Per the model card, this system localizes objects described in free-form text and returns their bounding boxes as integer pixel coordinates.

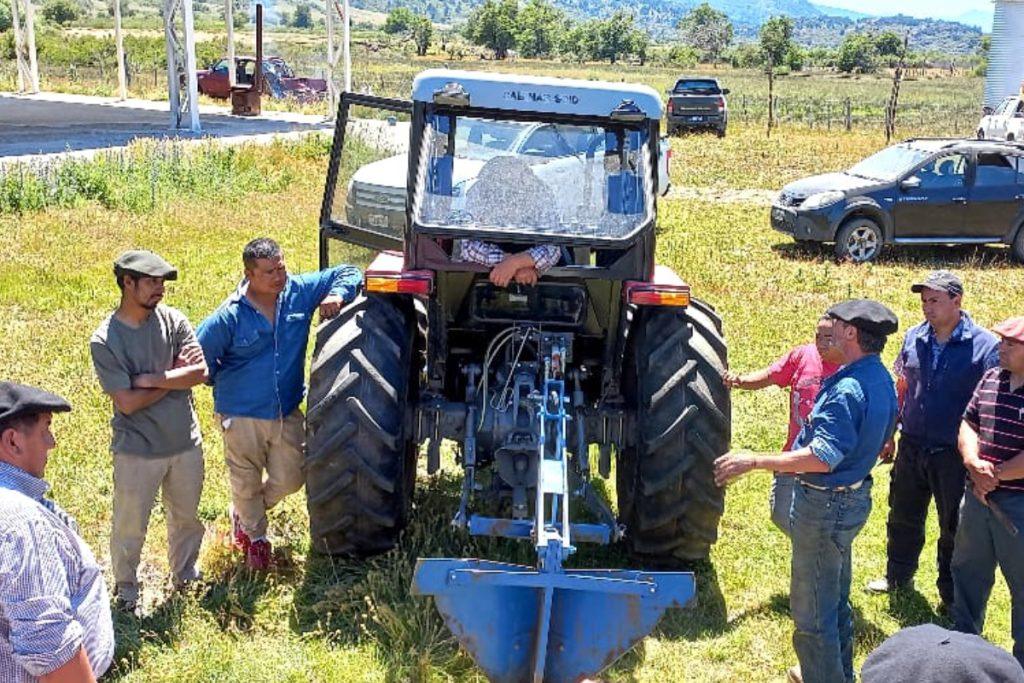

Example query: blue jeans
[790,479,873,683]
[771,473,795,537]
[951,488,1024,668]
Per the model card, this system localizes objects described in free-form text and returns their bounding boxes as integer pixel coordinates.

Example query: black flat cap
[862,624,1024,683]
[113,250,178,280]
[827,299,899,336]
[911,269,963,297]
[0,382,71,426]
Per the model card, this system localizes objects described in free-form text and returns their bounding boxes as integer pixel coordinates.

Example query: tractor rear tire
[618,300,730,564]
[305,293,417,557]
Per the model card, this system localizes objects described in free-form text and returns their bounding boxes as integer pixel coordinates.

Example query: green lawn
[0,120,1020,682]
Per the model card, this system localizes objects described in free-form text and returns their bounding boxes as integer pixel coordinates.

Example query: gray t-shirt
[90,305,202,457]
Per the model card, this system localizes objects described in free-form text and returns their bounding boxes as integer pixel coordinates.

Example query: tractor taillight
[624,281,691,307]
[365,270,434,295]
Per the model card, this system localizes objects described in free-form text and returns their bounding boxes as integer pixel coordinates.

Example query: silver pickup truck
[346,118,671,234]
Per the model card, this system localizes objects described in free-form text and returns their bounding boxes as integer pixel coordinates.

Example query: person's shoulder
[0,490,41,533]
[90,312,117,345]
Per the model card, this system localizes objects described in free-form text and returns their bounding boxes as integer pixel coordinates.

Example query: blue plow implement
[412,558,695,683]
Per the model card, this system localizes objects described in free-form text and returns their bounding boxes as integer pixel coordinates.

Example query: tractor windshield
[412,114,654,242]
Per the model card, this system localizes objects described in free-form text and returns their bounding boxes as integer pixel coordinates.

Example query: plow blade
[411,558,696,683]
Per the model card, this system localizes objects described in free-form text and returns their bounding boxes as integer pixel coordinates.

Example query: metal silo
[985,0,1024,109]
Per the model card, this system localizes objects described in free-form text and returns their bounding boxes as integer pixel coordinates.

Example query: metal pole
[10,0,26,93]
[342,0,351,92]
[326,0,335,114]
[225,0,235,87]
[23,0,39,93]
[182,0,200,131]
[164,0,180,128]
[114,0,127,100]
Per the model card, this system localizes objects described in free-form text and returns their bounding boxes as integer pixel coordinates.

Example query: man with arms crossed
[90,250,208,613]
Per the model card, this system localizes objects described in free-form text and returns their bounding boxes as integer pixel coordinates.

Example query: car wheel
[1008,133,1016,142]
[717,127,726,138]
[1012,225,1024,263]
[835,217,883,263]
[977,128,986,140]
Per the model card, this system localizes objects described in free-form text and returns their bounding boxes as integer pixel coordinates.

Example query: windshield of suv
[413,114,653,241]
[846,144,935,182]
[672,79,721,95]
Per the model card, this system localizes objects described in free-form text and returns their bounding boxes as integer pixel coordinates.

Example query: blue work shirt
[896,312,999,448]
[0,462,114,682]
[795,354,898,488]
[197,265,362,419]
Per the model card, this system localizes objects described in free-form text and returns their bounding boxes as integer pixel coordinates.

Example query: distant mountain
[954,9,992,32]
[781,14,983,54]
[811,4,872,20]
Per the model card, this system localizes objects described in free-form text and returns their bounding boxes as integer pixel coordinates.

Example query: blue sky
[818,0,991,20]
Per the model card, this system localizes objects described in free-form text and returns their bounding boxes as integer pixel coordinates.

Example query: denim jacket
[796,354,898,488]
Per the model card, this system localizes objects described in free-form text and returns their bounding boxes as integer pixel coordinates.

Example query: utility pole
[10,0,27,93]
[114,0,128,99]
[325,0,351,118]
[225,0,236,87]
[23,0,40,93]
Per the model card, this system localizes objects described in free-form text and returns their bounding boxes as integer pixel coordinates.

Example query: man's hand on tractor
[513,266,539,286]
[490,253,534,288]
[319,294,344,319]
[877,438,896,464]
[714,450,759,487]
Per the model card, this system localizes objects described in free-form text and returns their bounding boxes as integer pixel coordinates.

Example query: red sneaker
[246,539,272,571]
[229,504,251,552]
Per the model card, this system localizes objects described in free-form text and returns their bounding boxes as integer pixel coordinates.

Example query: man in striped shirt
[0,382,114,682]
[951,316,1024,669]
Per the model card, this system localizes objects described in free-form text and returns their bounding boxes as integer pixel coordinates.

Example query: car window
[673,79,721,95]
[520,126,575,157]
[975,153,1019,187]
[212,59,229,73]
[848,144,933,182]
[916,154,966,189]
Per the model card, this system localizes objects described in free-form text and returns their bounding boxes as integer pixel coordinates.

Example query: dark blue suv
[771,138,1024,262]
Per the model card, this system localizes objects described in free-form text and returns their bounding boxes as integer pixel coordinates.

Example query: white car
[978,96,1024,141]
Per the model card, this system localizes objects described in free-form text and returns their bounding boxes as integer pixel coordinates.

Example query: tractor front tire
[305,293,417,557]
[619,299,730,564]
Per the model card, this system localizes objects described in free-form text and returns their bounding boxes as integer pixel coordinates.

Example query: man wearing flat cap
[0,382,114,682]
[715,299,899,683]
[950,316,1024,669]
[862,624,1024,682]
[89,249,208,613]
[867,270,998,614]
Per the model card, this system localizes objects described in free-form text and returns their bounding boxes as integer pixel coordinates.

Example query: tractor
[307,69,731,682]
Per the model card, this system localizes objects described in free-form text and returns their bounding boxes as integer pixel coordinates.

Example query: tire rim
[847,226,879,261]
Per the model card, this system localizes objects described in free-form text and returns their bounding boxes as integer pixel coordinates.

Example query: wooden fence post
[844,98,852,131]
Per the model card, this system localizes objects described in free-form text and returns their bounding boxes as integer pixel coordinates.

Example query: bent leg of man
[162,445,206,584]
[222,417,272,540]
[263,409,306,512]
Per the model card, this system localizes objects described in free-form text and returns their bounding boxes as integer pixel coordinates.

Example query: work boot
[865,577,914,594]
[786,665,803,683]
[229,503,251,552]
[246,538,272,571]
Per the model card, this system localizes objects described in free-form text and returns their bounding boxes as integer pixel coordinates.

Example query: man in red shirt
[722,315,843,535]
[950,316,1024,669]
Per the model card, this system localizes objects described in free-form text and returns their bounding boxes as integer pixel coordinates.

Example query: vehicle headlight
[801,190,844,210]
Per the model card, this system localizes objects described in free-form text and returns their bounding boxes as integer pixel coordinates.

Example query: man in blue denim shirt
[716,299,899,683]
[197,238,362,569]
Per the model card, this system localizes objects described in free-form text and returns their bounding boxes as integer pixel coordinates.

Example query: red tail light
[667,100,673,114]
[716,97,725,111]
[624,280,690,307]
[365,270,434,295]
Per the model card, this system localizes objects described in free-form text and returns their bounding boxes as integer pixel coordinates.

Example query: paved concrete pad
[0,92,334,163]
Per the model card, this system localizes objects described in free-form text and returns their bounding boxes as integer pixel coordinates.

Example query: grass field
[1,116,1022,682]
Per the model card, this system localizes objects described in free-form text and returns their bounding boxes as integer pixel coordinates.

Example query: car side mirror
[900,176,922,191]
[982,106,994,116]
[722,88,730,95]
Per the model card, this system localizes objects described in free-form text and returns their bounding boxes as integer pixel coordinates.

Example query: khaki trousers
[111,446,205,601]
[220,410,305,540]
